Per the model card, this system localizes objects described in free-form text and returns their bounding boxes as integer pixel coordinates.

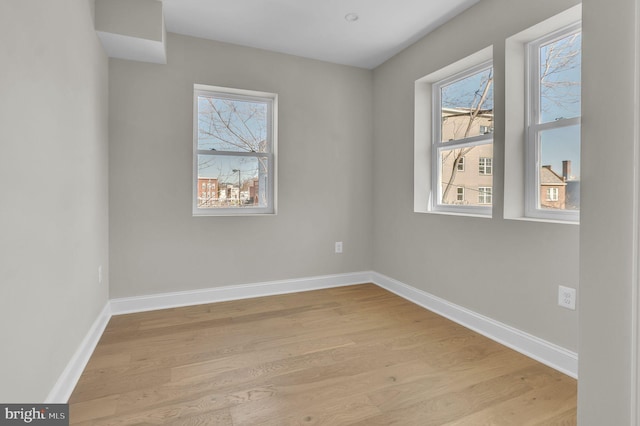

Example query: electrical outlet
[98,265,103,284]
[335,241,343,254]
[558,285,576,310]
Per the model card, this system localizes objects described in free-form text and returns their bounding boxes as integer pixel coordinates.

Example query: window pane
[439,143,493,206]
[197,95,269,152]
[538,125,580,210]
[539,31,581,123]
[197,155,268,208]
[441,68,493,142]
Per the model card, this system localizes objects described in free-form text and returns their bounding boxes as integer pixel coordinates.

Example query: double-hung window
[526,24,581,221]
[193,85,277,215]
[432,61,493,215]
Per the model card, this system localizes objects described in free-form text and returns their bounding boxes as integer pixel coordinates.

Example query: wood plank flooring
[68,284,577,425]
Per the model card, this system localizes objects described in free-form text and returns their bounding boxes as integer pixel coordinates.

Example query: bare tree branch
[441,71,493,202]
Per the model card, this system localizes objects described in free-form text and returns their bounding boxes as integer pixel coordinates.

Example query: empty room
[1,0,638,424]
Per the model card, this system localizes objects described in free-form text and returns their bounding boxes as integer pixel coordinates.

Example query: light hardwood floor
[69,284,577,425]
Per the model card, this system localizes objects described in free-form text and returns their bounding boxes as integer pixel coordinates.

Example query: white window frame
[456,187,465,202]
[431,61,493,216]
[193,84,277,216]
[457,156,465,172]
[546,187,559,202]
[478,187,493,204]
[479,157,493,175]
[525,23,581,222]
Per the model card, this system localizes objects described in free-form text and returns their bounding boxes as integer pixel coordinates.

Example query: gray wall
[372,0,581,353]
[579,0,638,423]
[0,0,109,402]
[109,34,373,298]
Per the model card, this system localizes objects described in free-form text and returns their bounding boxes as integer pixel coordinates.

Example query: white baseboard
[110,271,374,315]
[48,269,578,402]
[370,272,578,378]
[45,302,112,403]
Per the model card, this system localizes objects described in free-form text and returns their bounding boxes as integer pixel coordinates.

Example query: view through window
[528,25,581,219]
[433,62,494,213]
[194,86,276,215]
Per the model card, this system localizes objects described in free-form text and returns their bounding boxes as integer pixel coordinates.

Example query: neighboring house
[540,160,580,211]
[199,178,260,207]
[540,165,567,209]
[441,107,493,142]
[440,144,494,206]
[247,178,260,205]
[221,184,239,204]
[197,177,219,208]
[440,108,494,206]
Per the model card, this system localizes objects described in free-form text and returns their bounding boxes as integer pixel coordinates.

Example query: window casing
[193,85,277,215]
[525,23,581,222]
[431,61,493,215]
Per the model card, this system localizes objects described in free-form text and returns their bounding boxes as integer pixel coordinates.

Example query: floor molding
[370,272,578,378]
[110,271,374,315]
[45,302,112,403]
[50,270,578,401]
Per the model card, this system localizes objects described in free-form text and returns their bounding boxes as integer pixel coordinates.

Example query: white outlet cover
[335,242,343,254]
[558,285,576,310]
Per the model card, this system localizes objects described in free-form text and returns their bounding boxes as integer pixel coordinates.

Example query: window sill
[505,216,579,226]
[193,209,276,217]
[417,209,493,219]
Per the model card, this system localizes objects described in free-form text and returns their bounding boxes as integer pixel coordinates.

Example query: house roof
[540,166,566,186]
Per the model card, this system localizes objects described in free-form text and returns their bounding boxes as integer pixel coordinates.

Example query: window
[456,187,465,202]
[526,24,581,221]
[479,125,493,135]
[479,157,492,175]
[193,85,277,215]
[432,61,493,214]
[478,187,492,204]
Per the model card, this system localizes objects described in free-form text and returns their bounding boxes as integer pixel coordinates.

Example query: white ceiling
[162,0,480,69]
